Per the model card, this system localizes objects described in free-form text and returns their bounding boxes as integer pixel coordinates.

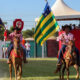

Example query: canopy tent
[51,0,80,21]
[35,0,80,22]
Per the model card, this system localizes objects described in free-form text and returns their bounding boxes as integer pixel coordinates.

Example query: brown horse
[55,40,79,80]
[9,36,23,80]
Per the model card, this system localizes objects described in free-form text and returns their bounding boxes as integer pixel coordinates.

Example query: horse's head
[68,40,75,46]
[13,36,21,51]
[10,35,23,59]
[65,40,76,66]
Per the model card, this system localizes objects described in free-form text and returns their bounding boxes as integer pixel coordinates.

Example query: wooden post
[42,44,44,58]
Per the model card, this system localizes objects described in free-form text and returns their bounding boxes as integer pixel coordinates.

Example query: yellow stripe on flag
[34,12,53,38]
[36,19,56,43]
[41,25,59,46]
[35,15,43,29]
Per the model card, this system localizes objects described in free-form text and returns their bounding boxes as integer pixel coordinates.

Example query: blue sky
[0,0,80,30]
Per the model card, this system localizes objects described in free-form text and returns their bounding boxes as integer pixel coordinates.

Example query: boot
[54,60,62,73]
[57,60,62,66]
[54,65,61,73]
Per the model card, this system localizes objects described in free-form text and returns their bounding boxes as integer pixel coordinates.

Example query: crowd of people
[61,24,80,31]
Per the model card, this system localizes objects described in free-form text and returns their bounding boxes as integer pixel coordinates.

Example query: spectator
[72,24,76,29]
[2,47,4,58]
[25,41,31,58]
[21,38,26,48]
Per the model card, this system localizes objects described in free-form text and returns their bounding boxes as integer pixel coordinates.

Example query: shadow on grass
[0,60,58,78]
[0,60,80,80]
[50,78,78,80]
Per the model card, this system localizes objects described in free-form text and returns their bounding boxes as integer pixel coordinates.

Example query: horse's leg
[74,64,79,80]
[13,62,17,80]
[66,68,69,80]
[17,63,22,80]
[17,65,19,77]
[66,62,69,80]
[17,64,19,76]
[19,63,22,80]
[56,64,62,80]
[59,69,62,80]
[15,65,17,80]
[62,63,66,80]
[9,63,12,80]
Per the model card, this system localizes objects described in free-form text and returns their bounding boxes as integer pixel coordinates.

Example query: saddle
[63,46,72,60]
[10,49,23,58]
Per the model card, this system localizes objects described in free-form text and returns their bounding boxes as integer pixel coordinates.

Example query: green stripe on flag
[35,15,44,33]
[35,15,55,41]
[36,19,56,43]
[34,2,59,45]
[41,25,59,45]
[39,22,58,44]
[34,12,54,38]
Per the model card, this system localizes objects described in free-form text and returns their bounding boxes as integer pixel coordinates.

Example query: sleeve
[8,33,13,40]
[69,34,74,40]
[4,30,7,41]
[20,33,23,41]
[56,34,62,41]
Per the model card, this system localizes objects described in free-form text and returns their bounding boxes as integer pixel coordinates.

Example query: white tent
[52,0,80,21]
[35,0,80,21]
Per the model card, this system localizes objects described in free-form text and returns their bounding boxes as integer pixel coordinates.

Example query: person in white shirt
[25,41,31,58]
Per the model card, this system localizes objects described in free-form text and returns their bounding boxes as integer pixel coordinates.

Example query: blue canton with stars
[42,2,51,17]
[0,18,3,25]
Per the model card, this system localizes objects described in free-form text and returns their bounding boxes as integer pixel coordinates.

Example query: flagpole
[42,0,47,58]
[42,44,44,58]
[34,22,37,58]
[42,0,48,58]
[4,25,7,58]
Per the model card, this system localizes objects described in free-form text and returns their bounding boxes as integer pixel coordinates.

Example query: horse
[55,40,79,80]
[9,36,23,80]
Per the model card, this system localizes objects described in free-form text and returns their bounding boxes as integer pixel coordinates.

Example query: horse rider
[7,27,28,64]
[56,25,79,67]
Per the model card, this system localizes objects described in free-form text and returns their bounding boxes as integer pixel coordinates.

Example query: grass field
[0,58,80,80]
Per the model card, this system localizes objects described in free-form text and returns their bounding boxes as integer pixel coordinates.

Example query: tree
[22,28,34,38]
[9,26,14,33]
[0,27,5,40]
[0,18,5,40]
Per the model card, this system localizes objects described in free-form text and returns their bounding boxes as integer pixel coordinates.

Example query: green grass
[0,58,80,80]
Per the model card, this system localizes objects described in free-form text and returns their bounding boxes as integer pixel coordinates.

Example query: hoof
[76,76,79,80]
[17,76,21,80]
[54,70,59,74]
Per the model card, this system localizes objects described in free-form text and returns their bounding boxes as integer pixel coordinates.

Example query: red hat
[13,19,24,32]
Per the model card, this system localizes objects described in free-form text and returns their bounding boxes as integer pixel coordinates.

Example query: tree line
[0,26,34,41]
